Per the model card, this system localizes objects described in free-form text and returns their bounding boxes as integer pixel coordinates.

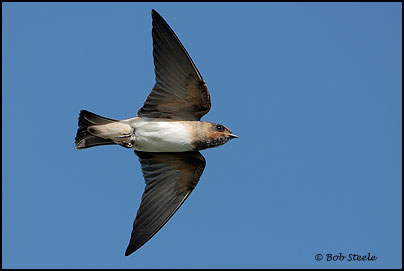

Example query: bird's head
[197,122,238,150]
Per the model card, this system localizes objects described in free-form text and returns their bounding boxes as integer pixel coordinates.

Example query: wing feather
[137,9,211,121]
[125,151,206,256]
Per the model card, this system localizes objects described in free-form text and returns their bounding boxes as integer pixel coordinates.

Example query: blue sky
[2,2,402,269]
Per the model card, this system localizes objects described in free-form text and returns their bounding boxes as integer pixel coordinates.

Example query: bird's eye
[216,125,224,131]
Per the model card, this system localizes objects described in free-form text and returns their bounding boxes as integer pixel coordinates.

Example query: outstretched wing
[137,9,211,121]
[125,151,206,256]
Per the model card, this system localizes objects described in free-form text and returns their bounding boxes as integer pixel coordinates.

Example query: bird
[75,9,237,256]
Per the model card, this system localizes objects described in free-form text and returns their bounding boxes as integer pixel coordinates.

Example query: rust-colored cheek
[206,131,220,142]
[204,132,231,149]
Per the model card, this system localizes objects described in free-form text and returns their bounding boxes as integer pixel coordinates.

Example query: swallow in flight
[75,9,237,256]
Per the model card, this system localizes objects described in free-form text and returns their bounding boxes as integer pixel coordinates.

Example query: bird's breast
[130,118,196,152]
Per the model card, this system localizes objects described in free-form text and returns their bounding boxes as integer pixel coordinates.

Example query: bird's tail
[75,110,118,149]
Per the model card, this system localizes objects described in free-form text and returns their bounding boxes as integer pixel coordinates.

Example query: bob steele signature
[326,253,378,261]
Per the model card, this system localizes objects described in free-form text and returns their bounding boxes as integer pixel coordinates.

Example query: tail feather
[75,110,117,149]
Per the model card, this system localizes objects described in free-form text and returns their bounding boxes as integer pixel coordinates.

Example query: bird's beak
[228,133,238,139]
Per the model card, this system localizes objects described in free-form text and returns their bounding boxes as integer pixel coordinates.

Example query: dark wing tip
[125,231,148,256]
[125,247,134,257]
[151,9,170,32]
[151,9,162,20]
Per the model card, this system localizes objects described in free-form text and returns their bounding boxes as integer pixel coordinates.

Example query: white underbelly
[130,119,194,152]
